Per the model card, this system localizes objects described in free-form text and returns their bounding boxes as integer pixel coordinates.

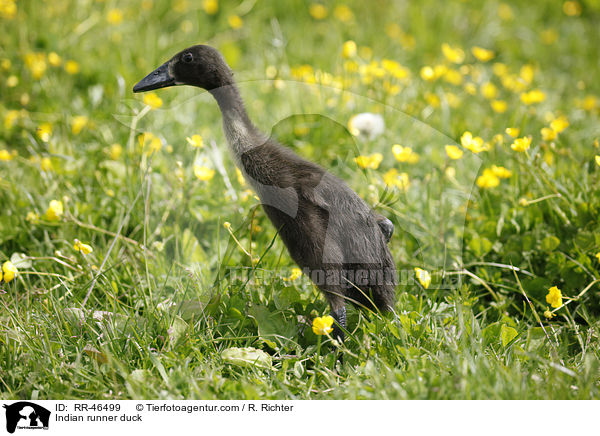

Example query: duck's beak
[133,61,175,93]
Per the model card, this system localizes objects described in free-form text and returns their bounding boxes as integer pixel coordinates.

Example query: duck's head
[133,45,233,93]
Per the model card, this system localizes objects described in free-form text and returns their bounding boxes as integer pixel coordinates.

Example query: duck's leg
[329,301,346,342]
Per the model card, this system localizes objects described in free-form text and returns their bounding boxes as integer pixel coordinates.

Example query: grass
[1,0,600,399]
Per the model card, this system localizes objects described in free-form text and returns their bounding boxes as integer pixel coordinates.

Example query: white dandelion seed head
[348,112,385,140]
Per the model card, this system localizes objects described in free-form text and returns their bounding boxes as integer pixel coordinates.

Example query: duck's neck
[210,84,264,159]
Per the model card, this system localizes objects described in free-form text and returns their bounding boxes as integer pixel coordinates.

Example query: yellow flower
[354,153,383,169]
[595,155,600,167]
[202,0,218,14]
[143,92,163,109]
[40,157,53,172]
[0,149,15,161]
[546,286,563,308]
[544,308,556,319]
[424,92,440,108]
[44,200,63,221]
[227,15,243,29]
[491,165,512,179]
[476,168,500,188]
[193,165,215,181]
[392,145,419,163]
[541,127,557,141]
[6,75,17,87]
[223,221,232,230]
[26,211,39,223]
[73,239,93,255]
[520,89,546,105]
[541,28,559,45]
[71,115,88,135]
[109,143,122,160]
[563,0,582,16]
[342,40,357,58]
[106,8,123,24]
[383,169,410,191]
[37,123,52,142]
[0,0,17,19]
[510,136,532,152]
[520,64,535,84]
[2,261,17,283]
[186,134,204,148]
[48,52,62,67]
[471,46,495,62]
[505,127,520,138]
[138,132,162,154]
[24,52,47,79]
[285,267,303,281]
[308,3,328,20]
[460,131,488,153]
[480,82,497,99]
[4,110,20,129]
[441,43,465,64]
[491,100,507,113]
[550,115,569,133]
[414,267,431,289]
[420,66,436,81]
[445,145,463,160]
[333,5,354,22]
[595,253,600,262]
[64,60,80,75]
[312,315,334,335]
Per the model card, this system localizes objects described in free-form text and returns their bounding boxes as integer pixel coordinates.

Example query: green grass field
[1,0,600,399]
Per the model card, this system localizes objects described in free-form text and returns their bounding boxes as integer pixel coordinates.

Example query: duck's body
[134,45,396,339]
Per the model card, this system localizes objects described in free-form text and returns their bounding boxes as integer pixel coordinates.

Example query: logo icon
[3,402,50,434]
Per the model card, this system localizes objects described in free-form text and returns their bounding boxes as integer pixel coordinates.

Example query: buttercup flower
[383,169,409,191]
[2,261,18,283]
[541,127,557,141]
[308,3,328,20]
[461,131,488,153]
[107,8,123,24]
[505,127,520,138]
[186,135,204,148]
[354,153,383,169]
[71,115,88,135]
[227,15,243,29]
[143,92,163,109]
[414,267,431,289]
[64,60,80,75]
[476,168,500,188]
[546,286,563,308]
[342,40,357,58]
[44,200,63,221]
[520,89,546,105]
[202,0,218,14]
[312,315,334,335]
[194,165,215,181]
[392,145,419,163]
[285,267,303,281]
[73,239,93,255]
[441,43,465,64]
[471,46,495,62]
[510,136,532,152]
[445,145,463,160]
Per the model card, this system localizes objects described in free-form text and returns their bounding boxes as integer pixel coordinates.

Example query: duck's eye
[182,53,193,63]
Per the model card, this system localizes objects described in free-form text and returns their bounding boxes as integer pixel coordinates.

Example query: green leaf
[10,252,32,268]
[167,316,188,346]
[500,324,518,347]
[468,236,492,257]
[221,347,272,370]
[248,305,296,347]
[540,235,560,251]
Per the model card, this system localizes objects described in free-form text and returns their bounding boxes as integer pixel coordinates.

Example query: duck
[133,45,397,341]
